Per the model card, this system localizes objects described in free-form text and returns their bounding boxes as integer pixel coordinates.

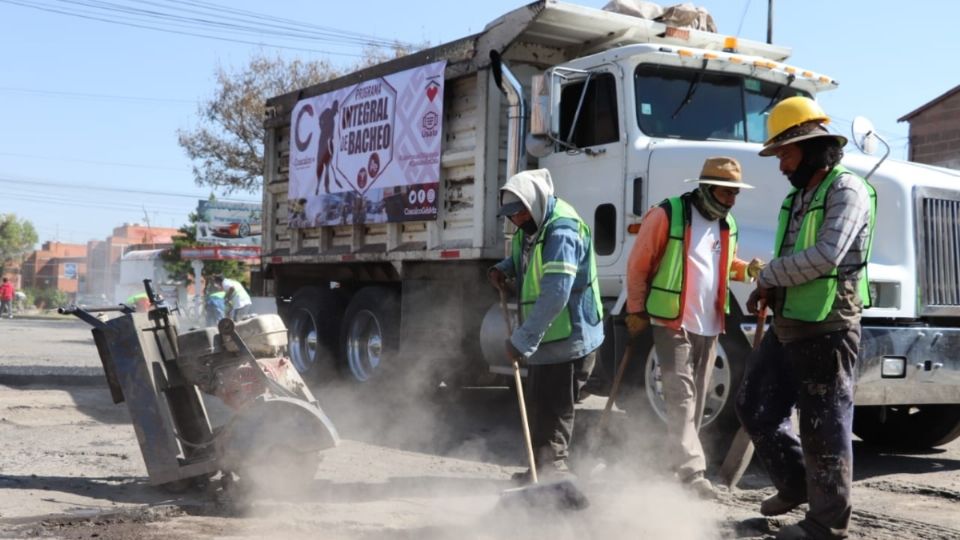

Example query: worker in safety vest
[487,168,603,484]
[626,156,761,499]
[735,96,876,540]
[125,291,150,312]
[213,275,252,320]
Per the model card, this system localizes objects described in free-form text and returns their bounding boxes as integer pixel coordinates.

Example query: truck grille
[916,187,960,315]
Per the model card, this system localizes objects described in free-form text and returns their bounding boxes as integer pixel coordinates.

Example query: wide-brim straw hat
[684,156,754,189]
[759,121,848,157]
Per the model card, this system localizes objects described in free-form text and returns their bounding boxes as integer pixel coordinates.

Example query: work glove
[747,258,766,281]
[625,312,649,338]
[505,338,524,365]
[746,286,770,315]
[488,267,507,291]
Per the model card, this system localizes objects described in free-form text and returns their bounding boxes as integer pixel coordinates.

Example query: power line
[0,151,191,172]
[0,86,196,105]
[0,175,259,202]
[0,0,400,57]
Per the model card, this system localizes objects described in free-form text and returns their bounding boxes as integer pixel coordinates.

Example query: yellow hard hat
[766,96,829,143]
[759,96,846,156]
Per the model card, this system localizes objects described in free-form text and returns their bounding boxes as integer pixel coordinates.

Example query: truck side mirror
[851,116,878,155]
[527,74,554,158]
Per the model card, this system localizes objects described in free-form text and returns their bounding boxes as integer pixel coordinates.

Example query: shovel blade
[499,479,590,511]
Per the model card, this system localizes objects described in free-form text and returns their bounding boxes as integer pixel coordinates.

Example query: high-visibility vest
[645,196,738,320]
[774,165,877,322]
[511,199,603,344]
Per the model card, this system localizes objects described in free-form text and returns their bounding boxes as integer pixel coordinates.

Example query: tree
[0,214,38,274]
[178,46,416,194]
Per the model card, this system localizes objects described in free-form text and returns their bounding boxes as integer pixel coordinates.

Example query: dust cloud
[212,290,722,539]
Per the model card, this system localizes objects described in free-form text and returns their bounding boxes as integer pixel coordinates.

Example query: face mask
[693,186,729,220]
[518,218,539,236]
[787,158,821,190]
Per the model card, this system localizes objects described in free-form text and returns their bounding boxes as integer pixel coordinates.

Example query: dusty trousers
[652,326,717,479]
[735,326,859,539]
[526,352,596,468]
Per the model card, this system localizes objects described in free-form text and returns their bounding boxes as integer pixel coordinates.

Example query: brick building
[84,223,180,298]
[20,241,88,296]
[898,84,960,170]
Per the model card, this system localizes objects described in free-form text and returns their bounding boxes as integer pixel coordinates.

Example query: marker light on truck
[881,357,907,378]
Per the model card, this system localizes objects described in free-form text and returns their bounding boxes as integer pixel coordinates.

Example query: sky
[1,0,958,247]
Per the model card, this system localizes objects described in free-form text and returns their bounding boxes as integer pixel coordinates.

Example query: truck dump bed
[261,0,793,270]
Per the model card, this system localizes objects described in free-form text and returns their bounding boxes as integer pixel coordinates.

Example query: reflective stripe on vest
[646,196,738,320]
[774,165,877,322]
[511,199,603,344]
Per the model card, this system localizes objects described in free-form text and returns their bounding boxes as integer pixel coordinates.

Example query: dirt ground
[0,317,958,539]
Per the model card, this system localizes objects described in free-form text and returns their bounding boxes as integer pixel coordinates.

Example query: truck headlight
[868,281,900,309]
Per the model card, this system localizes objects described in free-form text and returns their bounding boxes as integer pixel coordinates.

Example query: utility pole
[767,0,774,44]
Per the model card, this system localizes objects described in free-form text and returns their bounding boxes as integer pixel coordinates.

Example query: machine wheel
[286,287,345,382]
[340,286,400,383]
[854,405,960,449]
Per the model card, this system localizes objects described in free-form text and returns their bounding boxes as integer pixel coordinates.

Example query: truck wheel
[854,405,960,449]
[286,287,345,382]
[340,286,400,383]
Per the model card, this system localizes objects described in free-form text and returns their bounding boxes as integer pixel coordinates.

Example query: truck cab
[522,6,960,447]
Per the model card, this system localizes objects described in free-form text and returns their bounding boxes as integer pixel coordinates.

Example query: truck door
[540,66,626,270]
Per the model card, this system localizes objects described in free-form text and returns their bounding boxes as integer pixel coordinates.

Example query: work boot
[760,493,807,516]
[775,523,813,540]
[682,471,719,500]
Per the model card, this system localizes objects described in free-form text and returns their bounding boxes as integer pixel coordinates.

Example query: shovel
[719,304,767,488]
[495,285,590,511]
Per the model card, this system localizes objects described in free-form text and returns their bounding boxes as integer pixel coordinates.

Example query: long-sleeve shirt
[627,199,750,333]
[493,198,604,365]
[758,171,872,341]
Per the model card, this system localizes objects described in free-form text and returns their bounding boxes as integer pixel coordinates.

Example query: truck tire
[853,405,960,450]
[286,287,345,383]
[340,286,400,384]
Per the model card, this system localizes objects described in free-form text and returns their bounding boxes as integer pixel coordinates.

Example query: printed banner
[287,60,446,228]
[195,200,262,246]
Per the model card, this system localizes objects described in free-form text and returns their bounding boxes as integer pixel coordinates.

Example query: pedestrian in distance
[213,274,252,321]
[625,156,763,499]
[487,168,604,483]
[734,96,876,540]
[0,278,15,319]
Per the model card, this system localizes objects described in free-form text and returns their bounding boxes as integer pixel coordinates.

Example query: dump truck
[261,0,960,448]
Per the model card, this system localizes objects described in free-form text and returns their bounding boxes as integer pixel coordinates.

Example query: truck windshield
[634,64,809,143]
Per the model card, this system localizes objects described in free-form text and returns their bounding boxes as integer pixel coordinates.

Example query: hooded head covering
[498,168,555,229]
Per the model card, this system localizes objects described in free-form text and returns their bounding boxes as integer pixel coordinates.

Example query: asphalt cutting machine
[59,279,339,492]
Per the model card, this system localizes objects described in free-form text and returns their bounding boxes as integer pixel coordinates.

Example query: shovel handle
[598,340,633,433]
[498,285,538,484]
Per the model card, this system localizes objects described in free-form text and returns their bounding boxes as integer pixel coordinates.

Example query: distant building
[898,84,960,170]
[84,223,180,298]
[21,241,88,297]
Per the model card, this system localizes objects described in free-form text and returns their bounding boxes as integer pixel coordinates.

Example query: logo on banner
[425,80,440,102]
[294,104,315,152]
[335,79,396,194]
[421,111,438,138]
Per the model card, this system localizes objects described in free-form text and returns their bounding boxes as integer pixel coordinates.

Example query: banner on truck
[287,60,446,228]
[195,200,262,246]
